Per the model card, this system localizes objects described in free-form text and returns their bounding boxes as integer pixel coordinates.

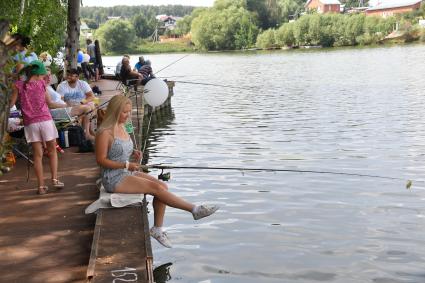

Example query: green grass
[103,40,197,55]
[136,41,196,53]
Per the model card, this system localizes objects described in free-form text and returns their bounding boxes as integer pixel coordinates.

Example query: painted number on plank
[111,267,138,282]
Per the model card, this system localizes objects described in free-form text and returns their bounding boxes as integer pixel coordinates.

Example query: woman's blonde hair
[97,95,131,133]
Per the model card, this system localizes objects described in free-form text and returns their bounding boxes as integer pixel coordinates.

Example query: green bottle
[125,120,134,134]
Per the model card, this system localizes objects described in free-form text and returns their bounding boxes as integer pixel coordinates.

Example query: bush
[276,23,295,46]
[356,32,380,45]
[191,5,258,50]
[95,19,136,54]
[256,29,277,48]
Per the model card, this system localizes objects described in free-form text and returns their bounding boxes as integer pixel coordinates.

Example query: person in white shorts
[10,60,65,195]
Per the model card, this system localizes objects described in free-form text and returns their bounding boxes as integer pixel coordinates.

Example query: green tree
[256,28,277,48]
[293,14,311,45]
[278,0,304,22]
[174,7,207,36]
[95,19,136,53]
[132,13,156,38]
[344,14,365,45]
[276,22,295,46]
[191,5,258,50]
[214,0,247,9]
[246,0,270,29]
[1,0,67,55]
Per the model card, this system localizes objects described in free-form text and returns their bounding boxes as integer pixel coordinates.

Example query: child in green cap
[10,60,66,194]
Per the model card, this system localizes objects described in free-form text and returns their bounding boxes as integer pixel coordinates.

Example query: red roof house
[366,0,423,17]
[305,0,342,13]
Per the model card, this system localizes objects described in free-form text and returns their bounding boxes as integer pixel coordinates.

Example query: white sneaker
[192,204,219,220]
[150,227,172,248]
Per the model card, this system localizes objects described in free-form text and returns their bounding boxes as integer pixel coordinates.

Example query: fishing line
[146,164,416,188]
[141,110,154,165]
[154,54,191,75]
[172,80,257,91]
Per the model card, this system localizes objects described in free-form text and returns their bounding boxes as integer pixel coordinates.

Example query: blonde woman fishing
[95,95,219,248]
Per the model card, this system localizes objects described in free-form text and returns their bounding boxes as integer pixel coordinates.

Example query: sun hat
[29,60,47,75]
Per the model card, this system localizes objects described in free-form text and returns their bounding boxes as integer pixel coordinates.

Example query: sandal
[52,179,65,188]
[37,186,48,195]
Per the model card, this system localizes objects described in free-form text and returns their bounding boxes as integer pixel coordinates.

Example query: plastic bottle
[64,130,69,148]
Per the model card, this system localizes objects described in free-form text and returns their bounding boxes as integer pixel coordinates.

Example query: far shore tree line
[81,0,425,54]
[2,0,425,56]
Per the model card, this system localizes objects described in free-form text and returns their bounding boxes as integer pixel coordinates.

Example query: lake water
[102,45,425,283]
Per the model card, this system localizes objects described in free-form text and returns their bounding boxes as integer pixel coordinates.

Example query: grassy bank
[102,40,197,56]
[99,33,425,56]
[136,40,196,53]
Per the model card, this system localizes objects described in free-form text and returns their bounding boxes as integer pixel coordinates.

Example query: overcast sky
[82,0,215,7]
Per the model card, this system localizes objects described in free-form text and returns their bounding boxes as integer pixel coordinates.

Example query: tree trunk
[0,20,12,148]
[66,0,80,70]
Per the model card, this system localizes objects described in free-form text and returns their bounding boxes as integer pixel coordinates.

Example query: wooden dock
[86,202,153,282]
[0,78,175,283]
[85,78,175,283]
[0,148,99,283]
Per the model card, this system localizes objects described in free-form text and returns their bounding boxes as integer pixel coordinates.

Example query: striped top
[139,65,155,80]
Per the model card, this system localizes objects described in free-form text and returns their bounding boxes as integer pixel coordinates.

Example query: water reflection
[153,262,173,283]
[141,106,175,164]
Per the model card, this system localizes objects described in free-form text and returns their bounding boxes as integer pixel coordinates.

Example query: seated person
[139,60,155,86]
[45,70,94,141]
[133,56,145,72]
[120,57,142,86]
[56,68,96,140]
[115,54,130,76]
[96,95,219,248]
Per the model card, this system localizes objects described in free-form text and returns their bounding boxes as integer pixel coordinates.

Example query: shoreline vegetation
[3,1,425,57]
[104,37,424,56]
[79,1,425,56]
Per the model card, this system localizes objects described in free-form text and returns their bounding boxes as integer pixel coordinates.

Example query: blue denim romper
[101,138,134,193]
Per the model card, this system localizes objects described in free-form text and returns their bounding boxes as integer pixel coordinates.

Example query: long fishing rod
[172,80,257,91]
[146,164,414,188]
[154,54,191,75]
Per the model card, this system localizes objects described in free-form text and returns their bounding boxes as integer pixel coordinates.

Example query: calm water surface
[103,45,425,283]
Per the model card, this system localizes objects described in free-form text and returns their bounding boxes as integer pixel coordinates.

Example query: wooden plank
[88,205,153,283]
[87,210,103,279]
[142,196,154,283]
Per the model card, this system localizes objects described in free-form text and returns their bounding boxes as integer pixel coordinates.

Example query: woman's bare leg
[133,172,167,226]
[32,142,44,188]
[71,105,95,140]
[45,139,58,180]
[115,175,195,212]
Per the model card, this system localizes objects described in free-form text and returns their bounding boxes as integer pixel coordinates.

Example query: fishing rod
[154,54,191,75]
[172,80,257,91]
[146,164,414,189]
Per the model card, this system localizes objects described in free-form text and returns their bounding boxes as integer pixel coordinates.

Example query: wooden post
[0,21,11,147]
[136,89,144,149]
[66,0,80,69]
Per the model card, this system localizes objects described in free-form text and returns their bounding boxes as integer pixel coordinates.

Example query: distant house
[366,0,423,17]
[305,0,342,13]
[80,22,92,39]
[107,16,122,21]
[155,15,182,30]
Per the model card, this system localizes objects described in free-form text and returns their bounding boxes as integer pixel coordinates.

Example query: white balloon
[144,79,168,107]
[83,53,90,63]
[43,54,53,66]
